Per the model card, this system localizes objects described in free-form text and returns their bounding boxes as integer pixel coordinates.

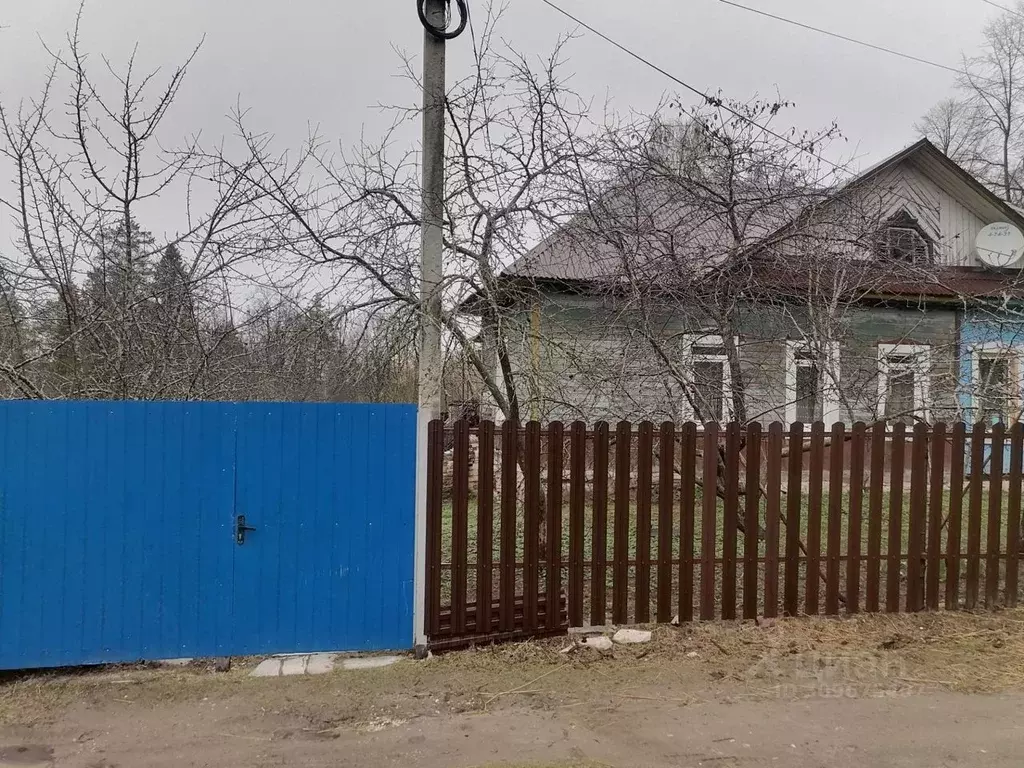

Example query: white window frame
[970,341,1020,424]
[877,343,932,421]
[681,334,735,423]
[785,340,841,425]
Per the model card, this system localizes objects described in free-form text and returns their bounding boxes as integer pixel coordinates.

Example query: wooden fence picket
[784,423,804,617]
[635,422,654,623]
[700,423,719,621]
[743,422,762,621]
[763,423,783,619]
[568,422,587,626]
[592,422,610,626]
[476,421,495,634]
[966,422,986,610]
[425,418,1024,649]
[657,422,676,624]
[846,422,866,613]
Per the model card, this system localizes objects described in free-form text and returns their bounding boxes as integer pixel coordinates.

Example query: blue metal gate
[0,401,416,670]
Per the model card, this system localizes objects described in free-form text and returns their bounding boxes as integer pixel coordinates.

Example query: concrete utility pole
[413,0,456,655]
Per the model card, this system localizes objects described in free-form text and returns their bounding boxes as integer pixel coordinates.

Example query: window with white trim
[785,342,818,423]
[878,344,931,423]
[682,334,733,423]
[785,340,842,424]
[971,343,1020,424]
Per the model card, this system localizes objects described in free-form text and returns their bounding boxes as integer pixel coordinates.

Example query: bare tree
[224,5,609,424]
[0,13,289,399]
[915,98,988,175]
[922,4,1024,202]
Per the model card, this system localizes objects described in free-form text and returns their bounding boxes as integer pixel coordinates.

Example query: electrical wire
[418,0,469,40]
[979,0,1024,21]
[718,0,966,76]
[537,0,853,174]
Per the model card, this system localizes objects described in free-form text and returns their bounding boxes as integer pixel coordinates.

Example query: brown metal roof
[745,260,1024,303]
[504,139,1024,292]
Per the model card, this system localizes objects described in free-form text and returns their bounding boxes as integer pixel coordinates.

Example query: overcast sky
[0,0,1006,230]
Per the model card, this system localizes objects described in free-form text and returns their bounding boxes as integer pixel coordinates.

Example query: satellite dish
[976,222,1024,268]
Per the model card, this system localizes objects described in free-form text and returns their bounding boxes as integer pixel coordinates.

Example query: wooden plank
[500,421,519,632]
[546,422,564,632]
[613,421,632,625]
[805,422,825,616]
[885,422,906,613]
[764,423,782,619]
[426,420,445,637]
[568,422,587,626]
[985,423,1005,608]
[825,423,845,615]
[524,422,542,631]
[784,422,805,617]
[945,423,966,610]
[1006,423,1023,607]
[476,421,495,635]
[591,422,610,626]
[656,422,676,624]
[905,422,929,613]
[722,422,741,620]
[743,422,762,621]
[431,592,568,648]
[635,422,654,623]
[966,422,986,610]
[866,422,886,613]
[701,423,719,621]
[846,423,866,614]
[679,422,697,623]
[926,423,946,612]
[451,420,471,635]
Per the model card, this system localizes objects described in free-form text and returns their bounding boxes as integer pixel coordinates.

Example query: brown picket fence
[425,419,1024,649]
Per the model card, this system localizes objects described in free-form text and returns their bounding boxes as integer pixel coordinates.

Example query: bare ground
[3,610,1024,767]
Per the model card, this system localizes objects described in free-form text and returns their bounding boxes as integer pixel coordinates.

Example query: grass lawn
[436,477,1022,620]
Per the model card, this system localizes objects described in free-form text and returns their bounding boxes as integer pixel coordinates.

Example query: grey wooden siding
[502,292,961,425]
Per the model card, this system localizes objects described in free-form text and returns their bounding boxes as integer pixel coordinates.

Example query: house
[475,139,1024,426]
[960,305,1024,425]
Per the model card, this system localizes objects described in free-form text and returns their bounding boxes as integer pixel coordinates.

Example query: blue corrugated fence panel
[0,400,416,670]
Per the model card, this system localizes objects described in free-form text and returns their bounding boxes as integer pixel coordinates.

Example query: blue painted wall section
[959,309,1024,471]
[0,401,416,670]
[958,308,1024,421]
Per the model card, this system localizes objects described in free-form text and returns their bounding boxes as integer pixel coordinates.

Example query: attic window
[876,226,932,263]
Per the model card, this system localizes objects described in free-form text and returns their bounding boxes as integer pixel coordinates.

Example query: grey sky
[0,0,1005,204]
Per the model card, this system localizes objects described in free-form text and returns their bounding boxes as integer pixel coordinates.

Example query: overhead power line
[979,0,1024,21]
[537,0,852,174]
[718,0,965,76]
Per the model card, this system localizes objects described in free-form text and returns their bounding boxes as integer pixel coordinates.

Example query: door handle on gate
[235,515,257,545]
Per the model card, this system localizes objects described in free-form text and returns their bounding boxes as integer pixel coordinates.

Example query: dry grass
[2,611,1023,729]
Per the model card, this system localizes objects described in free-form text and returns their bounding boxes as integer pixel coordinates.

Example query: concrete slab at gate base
[251,654,402,677]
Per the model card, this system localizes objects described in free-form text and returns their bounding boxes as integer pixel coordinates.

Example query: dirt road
[5,690,1022,767]
[2,611,1023,767]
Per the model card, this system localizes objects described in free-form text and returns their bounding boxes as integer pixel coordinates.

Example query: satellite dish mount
[976,222,1024,269]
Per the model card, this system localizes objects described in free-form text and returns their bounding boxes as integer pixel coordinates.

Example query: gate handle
[235,515,257,545]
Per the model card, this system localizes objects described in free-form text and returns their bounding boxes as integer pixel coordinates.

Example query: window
[971,345,1019,424]
[682,335,733,423]
[876,226,931,263]
[878,344,931,423]
[785,341,841,424]
[786,344,820,424]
